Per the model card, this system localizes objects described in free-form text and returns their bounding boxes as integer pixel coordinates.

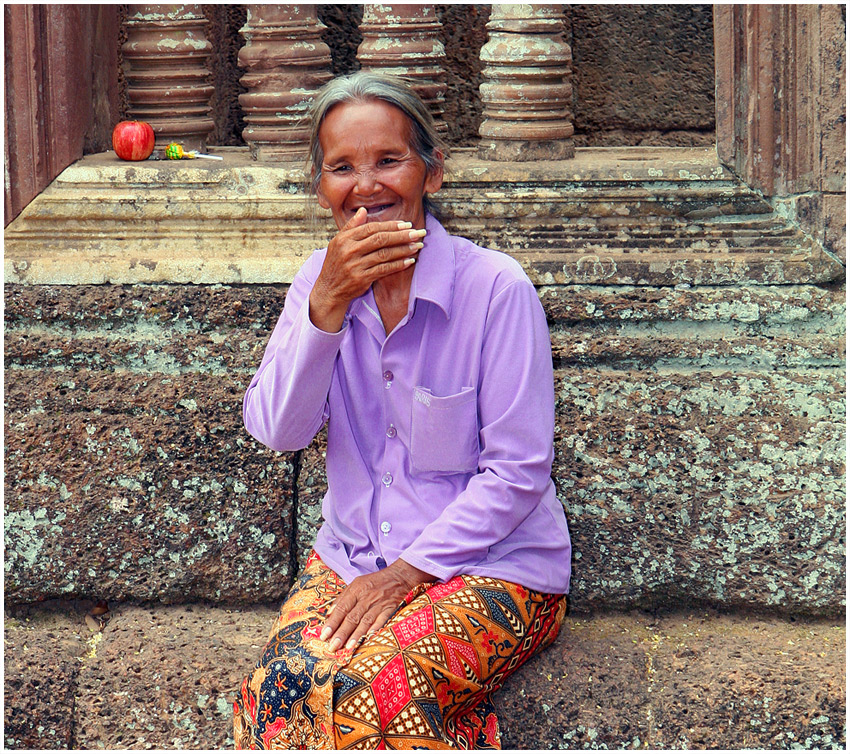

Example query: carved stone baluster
[122,4,214,151]
[357,5,447,133]
[237,5,332,161]
[477,4,574,161]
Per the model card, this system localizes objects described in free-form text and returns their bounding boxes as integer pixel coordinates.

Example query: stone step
[440,183,775,220]
[8,222,805,245]
[4,602,844,750]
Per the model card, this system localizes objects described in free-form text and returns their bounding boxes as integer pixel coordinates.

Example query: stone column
[121,4,214,151]
[356,4,447,133]
[237,5,332,161]
[477,4,574,161]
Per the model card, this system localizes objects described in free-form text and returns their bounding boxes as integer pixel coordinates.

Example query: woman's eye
[380,158,398,166]
[329,165,350,173]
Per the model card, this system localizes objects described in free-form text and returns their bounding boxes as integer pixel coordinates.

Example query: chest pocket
[410,386,479,474]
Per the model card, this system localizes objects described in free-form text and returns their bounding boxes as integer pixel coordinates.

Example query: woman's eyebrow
[378,148,411,158]
[321,155,351,166]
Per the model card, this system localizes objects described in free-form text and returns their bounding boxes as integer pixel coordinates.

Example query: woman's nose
[353,168,380,195]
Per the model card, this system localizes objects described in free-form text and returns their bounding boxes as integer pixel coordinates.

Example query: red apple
[112,120,155,161]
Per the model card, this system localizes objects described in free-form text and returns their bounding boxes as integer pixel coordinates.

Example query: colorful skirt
[233,552,567,749]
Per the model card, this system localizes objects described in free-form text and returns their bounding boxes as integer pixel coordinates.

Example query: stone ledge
[4,602,845,749]
[4,147,843,286]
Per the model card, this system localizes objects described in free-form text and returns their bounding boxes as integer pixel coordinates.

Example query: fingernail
[320,626,332,642]
[404,258,417,267]
[408,242,424,251]
[397,221,413,230]
[345,637,357,650]
[328,637,341,652]
[409,229,427,240]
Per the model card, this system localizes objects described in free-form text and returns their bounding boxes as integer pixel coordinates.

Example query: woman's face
[316,99,443,230]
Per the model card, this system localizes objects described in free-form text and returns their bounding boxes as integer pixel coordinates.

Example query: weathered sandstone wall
[4,602,845,749]
[5,278,844,615]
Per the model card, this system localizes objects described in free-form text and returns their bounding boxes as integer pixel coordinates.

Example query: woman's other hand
[319,558,433,651]
[308,207,426,333]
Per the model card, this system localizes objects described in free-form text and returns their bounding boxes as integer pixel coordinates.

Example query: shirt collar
[410,214,454,319]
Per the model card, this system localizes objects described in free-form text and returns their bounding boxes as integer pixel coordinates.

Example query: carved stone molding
[478,4,574,161]
[121,4,214,151]
[238,5,332,161]
[356,4,447,133]
[6,148,842,287]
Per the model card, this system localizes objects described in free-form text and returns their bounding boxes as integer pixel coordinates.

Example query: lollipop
[165,142,223,160]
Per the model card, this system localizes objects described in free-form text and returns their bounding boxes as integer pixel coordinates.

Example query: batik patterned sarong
[233,551,567,749]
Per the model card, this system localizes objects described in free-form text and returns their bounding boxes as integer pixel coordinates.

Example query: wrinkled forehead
[318,98,415,148]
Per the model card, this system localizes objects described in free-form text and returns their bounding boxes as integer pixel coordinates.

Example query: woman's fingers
[318,594,350,644]
[363,606,397,643]
[324,226,423,276]
[330,594,386,650]
[324,232,422,291]
[310,221,426,331]
[343,227,426,264]
[341,205,369,230]
[368,239,423,267]
[340,607,381,651]
[345,216,411,238]
[337,217,425,250]
[318,570,412,652]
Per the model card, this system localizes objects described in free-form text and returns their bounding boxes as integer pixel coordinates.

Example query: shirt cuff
[299,296,350,344]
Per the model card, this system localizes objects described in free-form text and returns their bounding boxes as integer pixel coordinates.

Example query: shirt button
[376,557,387,569]
[383,370,393,382]
[380,521,392,535]
[381,472,393,487]
[386,424,397,438]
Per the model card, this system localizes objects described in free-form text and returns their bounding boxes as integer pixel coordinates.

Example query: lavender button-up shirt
[244,215,571,595]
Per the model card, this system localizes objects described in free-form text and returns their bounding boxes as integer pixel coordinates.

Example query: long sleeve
[243,250,346,452]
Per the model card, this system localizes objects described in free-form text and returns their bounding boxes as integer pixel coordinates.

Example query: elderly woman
[233,72,571,750]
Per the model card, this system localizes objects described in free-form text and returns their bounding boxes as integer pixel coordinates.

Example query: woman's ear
[424,150,444,195]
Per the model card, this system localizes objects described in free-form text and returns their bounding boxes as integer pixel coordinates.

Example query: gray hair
[308,71,447,216]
